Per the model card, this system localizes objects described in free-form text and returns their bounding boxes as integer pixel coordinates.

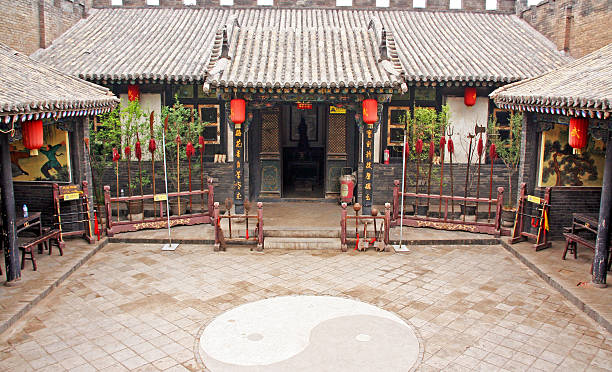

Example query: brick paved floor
[1,243,612,371]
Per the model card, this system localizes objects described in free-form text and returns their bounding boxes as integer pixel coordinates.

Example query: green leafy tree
[488,112,522,208]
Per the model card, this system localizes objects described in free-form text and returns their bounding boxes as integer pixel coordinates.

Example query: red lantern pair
[231,99,246,124]
[362,99,378,124]
[22,119,44,156]
[464,87,477,107]
[569,117,589,151]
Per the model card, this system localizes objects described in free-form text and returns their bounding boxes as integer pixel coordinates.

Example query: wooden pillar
[592,133,612,287]
[233,121,244,214]
[361,123,374,215]
[1,133,21,283]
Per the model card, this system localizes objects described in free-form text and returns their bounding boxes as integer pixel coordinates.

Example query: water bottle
[23,204,28,218]
[121,189,125,197]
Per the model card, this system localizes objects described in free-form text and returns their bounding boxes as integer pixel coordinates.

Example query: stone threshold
[0,238,109,336]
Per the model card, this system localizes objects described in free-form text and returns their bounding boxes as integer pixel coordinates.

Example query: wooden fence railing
[213,201,264,252]
[341,202,391,252]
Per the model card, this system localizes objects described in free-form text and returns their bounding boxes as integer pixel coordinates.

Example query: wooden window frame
[198,104,221,145]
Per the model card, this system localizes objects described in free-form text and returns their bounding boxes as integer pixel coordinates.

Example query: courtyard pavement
[2,240,612,371]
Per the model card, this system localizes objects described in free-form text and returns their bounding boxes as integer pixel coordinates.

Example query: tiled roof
[33,8,569,86]
[491,43,612,119]
[205,26,405,90]
[0,43,118,121]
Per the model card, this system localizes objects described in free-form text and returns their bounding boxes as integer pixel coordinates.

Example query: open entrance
[282,104,325,198]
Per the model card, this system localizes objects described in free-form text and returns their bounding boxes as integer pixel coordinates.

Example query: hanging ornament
[568,117,588,152]
[231,99,246,124]
[362,99,378,124]
[21,119,44,156]
[127,84,140,102]
[464,87,477,106]
[415,138,423,154]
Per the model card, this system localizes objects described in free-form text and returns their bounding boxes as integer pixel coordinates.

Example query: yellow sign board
[330,106,346,114]
[63,193,80,201]
[527,195,542,204]
[154,194,168,202]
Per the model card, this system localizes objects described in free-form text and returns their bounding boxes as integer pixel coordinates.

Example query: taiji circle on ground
[197,295,421,371]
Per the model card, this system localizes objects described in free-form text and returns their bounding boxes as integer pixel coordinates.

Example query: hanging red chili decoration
[148,138,156,153]
[124,145,131,158]
[127,84,140,102]
[186,142,195,158]
[447,138,454,154]
[112,147,120,162]
[21,119,44,156]
[362,99,378,124]
[231,99,246,124]
[489,143,497,160]
[415,138,423,154]
[199,135,205,155]
[135,141,142,161]
[569,117,589,151]
[464,87,477,107]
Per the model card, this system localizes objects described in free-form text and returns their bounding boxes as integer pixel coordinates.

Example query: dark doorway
[282,104,325,198]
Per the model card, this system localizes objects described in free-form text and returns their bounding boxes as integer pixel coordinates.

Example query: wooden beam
[1,133,21,284]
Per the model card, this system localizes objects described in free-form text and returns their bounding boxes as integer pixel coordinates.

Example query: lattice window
[327,114,346,154]
[261,110,279,153]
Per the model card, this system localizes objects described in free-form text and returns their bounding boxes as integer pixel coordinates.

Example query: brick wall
[0,0,90,55]
[92,0,514,12]
[519,0,612,58]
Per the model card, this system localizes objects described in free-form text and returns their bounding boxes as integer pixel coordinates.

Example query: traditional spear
[125,142,133,221]
[463,133,475,222]
[426,139,434,210]
[112,147,120,222]
[403,139,410,214]
[447,135,455,216]
[135,133,144,221]
[475,132,484,205]
[186,141,195,212]
[149,113,157,218]
[244,198,251,239]
[415,138,423,215]
[225,197,233,238]
[176,130,182,216]
[438,135,446,217]
[199,135,205,212]
[488,143,497,221]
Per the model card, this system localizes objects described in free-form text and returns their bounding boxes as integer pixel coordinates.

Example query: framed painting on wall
[10,124,71,182]
[538,123,606,187]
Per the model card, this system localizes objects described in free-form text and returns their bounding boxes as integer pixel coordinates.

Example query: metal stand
[161,126,178,251]
[393,132,409,253]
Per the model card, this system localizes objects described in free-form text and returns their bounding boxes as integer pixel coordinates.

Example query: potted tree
[412,106,439,216]
[121,100,147,218]
[158,98,203,216]
[488,112,523,226]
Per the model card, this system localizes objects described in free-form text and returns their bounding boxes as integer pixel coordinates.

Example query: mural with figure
[9,124,71,182]
[538,124,605,187]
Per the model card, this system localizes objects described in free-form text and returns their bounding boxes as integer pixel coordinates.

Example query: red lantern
[464,87,477,107]
[362,99,378,124]
[569,117,589,151]
[21,119,43,156]
[231,99,246,124]
[127,84,140,102]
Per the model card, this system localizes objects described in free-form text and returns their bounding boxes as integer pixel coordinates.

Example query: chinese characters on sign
[234,124,244,206]
[362,124,374,207]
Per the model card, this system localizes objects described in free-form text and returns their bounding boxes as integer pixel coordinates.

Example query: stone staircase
[264,228,340,250]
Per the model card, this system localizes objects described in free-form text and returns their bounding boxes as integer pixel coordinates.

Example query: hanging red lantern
[569,117,589,151]
[199,135,205,155]
[415,138,423,154]
[464,87,477,107]
[231,99,246,124]
[362,99,378,124]
[21,119,43,156]
[127,84,140,102]
[186,142,195,158]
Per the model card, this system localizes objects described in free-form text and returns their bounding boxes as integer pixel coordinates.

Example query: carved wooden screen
[261,110,280,153]
[327,114,346,154]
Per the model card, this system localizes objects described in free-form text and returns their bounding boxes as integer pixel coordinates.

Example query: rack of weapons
[509,183,551,250]
[340,202,391,252]
[52,182,95,247]
[103,178,214,236]
[213,199,264,252]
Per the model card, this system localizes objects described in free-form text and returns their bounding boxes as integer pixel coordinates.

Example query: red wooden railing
[213,201,264,251]
[341,202,391,252]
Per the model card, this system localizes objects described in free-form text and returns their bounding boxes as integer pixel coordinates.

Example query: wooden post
[341,202,348,251]
[393,180,399,221]
[512,183,527,240]
[233,123,244,214]
[207,177,214,222]
[1,133,21,283]
[384,202,391,248]
[362,123,374,215]
[213,202,220,252]
[104,185,113,237]
[256,202,264,251]
[592,139,612,287]
[495,187,504,236]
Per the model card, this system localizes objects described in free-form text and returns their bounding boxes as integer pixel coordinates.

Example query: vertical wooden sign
[362,123,374,214]
[233,123,244,214]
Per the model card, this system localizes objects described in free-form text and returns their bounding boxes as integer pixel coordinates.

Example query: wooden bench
[19,229,62,271]
[563,232,612,273]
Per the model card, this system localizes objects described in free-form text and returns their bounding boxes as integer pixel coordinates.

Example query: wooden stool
[20,245,37,271]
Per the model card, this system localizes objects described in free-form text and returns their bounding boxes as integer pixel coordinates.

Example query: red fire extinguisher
[384,149,390,164]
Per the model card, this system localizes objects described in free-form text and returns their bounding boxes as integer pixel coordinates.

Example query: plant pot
[460,203,477,216]
[412,203,429,216]
[501,208,516,227]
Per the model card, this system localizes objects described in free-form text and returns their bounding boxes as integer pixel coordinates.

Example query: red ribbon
[477,137,484,157]
[112,147,120,162]
[135,141,142,160]
[415,139,423,154]
[148,138,156,154]
[428,141,435,161]
[447,138,454,154]
[404,141,410,158]
[186,142,195,158]
[490,143,497,160]
[439,136,446,150]
[124,146,131,158]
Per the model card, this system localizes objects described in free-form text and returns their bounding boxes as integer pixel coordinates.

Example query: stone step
[264,228,340,238]
[264,237,340,250]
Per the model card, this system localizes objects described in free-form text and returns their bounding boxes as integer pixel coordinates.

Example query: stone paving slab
[1,242,612,371]
[500,237,612,334]
[0,237,107,336]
